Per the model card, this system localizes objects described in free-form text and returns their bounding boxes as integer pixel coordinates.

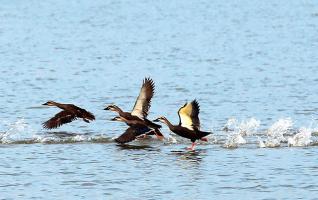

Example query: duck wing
[115,127,147,144]
[70,105,95,121]
[177,100,200,130]
[131,78,155,119]
[189,100,200,130]
[43,110,77,129]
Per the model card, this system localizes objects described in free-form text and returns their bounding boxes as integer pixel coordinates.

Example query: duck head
[42,101,57,106]
[154,116,168,123]
[104,104,121,112]
[111,116,125,122]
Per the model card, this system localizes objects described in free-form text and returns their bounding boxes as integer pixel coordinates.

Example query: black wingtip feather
[192,99,200,111]
[42,121,62,129]
[143,77,155,90]
[198,130,212,138]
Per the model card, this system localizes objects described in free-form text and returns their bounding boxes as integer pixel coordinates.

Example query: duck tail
[198,130,212,139]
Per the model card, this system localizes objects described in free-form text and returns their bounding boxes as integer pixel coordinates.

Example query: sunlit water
[1,0,318,199]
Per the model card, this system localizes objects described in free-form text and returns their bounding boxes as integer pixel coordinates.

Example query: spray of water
[259,118,293,148]
[224,118,260,148]
[0,119,113,144]
[288,127,312,147]
[0,119,37,143]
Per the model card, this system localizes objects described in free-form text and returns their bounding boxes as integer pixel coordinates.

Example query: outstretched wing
[75,106,95,121]
[43,111,77,129]
[177,100,200,130]
[189,100,200,130]
[131,78,155,119]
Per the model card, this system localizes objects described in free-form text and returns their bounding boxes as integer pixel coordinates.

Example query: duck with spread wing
[105,78,164,143]
[42,101,95,129]
[154,99,211,150]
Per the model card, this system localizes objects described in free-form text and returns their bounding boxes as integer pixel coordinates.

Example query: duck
[105,78,163,141]
[42,101,95,129]
[154,99,211,150]
[111,116,158,143]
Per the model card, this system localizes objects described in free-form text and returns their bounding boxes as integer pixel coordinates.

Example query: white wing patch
[131,78,154,119]
[178,103,195,130]
[131,86,148,119]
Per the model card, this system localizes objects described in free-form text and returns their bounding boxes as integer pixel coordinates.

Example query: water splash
[224,118,260,148]
[0,119,114,144]
[223,117,238,132]
[0,119,37,143]
[258,118,293,148]
[308,118,318,134]
[224,134,246,148]
[167,135,178,144]
[288,127,312,147]
[203,133,218,144]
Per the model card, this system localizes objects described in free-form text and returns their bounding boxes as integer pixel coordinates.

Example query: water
[1,0,318,199]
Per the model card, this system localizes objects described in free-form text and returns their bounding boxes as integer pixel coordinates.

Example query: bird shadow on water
[46,131,84,137]
[169,149,207,164]
[116,143,155,151]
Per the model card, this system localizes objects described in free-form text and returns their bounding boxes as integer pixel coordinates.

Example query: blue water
[1,0,318,199]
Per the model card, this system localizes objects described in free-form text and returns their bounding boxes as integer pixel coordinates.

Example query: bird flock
[42,78,212,150]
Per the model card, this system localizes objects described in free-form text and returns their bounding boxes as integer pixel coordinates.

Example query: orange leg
[187,142,196,151]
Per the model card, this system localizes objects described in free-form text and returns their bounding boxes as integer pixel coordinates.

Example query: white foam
[38,135,60,143]
[223,118,260,148]
[224,133,246,148]
[259,118,293,148]
[239,118,260,136]
[267,118,292,142]
[0,119,37,143]
[223,117,238,131]
[204,133,218,144]
[288,127,312,147]
[258,138,281,148]
[72,135,87,142]
[167,135,178,144]
[258,138,266,148]
[224,117,260,134]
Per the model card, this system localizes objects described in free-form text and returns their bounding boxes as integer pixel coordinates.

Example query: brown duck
[42,101,95,129]
[111,116,158,143]
[105,78,163,142]
[154,100,211,150]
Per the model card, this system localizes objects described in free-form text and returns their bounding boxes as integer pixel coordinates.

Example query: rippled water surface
[1,0,318,199]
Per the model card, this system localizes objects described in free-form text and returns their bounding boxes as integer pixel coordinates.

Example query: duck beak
[153,118,160,122]
[110,117,117,121]
[104,106,110,110]
[42,102,48,106]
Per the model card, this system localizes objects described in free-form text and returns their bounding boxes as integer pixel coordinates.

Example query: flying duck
[111,116,158,143]
[42,101,95,129]
[154,99,211,150]
[105,78,163,142]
